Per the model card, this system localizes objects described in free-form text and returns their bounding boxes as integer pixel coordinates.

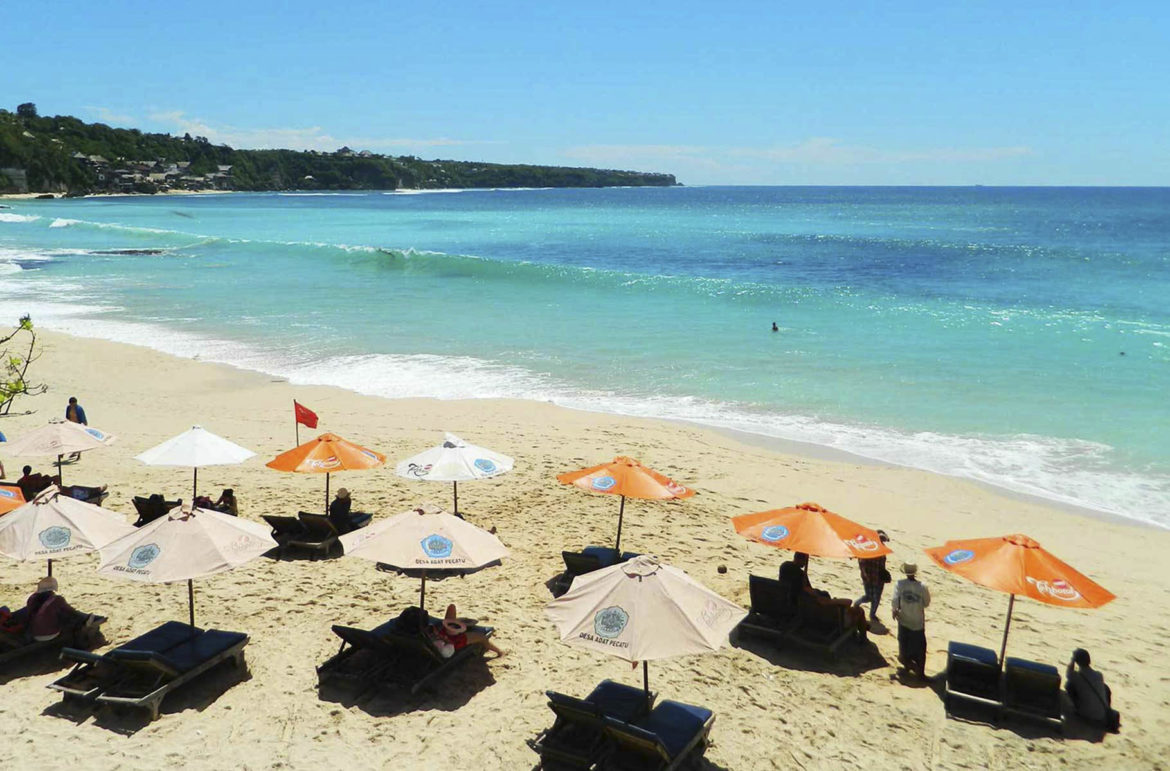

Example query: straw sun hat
[901,562,918,576]
[335,488,350,499]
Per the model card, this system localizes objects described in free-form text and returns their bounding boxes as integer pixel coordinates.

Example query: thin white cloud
[145,111,495,153]
[84,106,135,125]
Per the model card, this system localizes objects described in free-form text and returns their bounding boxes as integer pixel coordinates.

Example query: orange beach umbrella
[266,432,386,513]
[925,533,1115,664]
[0,485,26,516]
[732,502,892,560]
[556,456,694,552]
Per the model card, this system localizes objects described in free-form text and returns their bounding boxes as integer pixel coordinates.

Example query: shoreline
[0,328,1164,768]
[6,315,1149,532]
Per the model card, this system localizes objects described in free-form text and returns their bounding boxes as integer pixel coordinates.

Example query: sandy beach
[0,329,1165,770]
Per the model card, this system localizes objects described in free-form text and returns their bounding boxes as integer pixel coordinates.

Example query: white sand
[0,330,1165,769]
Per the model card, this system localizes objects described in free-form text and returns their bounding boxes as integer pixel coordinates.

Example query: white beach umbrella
[395,433,514,515]
[545,555,746,704]
[97,503,276,626]
[0,485,134,576]
[5,419,116,481]
[135,425,255,500]
[339,503,509,612]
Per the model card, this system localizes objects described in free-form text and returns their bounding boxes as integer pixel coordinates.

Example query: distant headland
[0,103,677,196]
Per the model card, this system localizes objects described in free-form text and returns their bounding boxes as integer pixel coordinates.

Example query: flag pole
[294,400,300,446]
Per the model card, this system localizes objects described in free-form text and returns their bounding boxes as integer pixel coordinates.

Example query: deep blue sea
[1,187,1167,526]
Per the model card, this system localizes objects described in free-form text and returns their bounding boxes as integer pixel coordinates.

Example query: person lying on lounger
[429,604,505,658]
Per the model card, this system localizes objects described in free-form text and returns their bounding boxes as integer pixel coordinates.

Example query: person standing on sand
[892,562,930,678]
[64,397,87,461]
[854,529,891,627]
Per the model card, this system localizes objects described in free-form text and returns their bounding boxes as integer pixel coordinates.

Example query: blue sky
[5,1,1168,184]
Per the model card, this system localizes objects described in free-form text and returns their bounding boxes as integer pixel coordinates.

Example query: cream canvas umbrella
[339,503,508,614]
[545,555,746,706]
[395,433,514,515]
[4,419,116,482]
[0,485,134,576]
[135,425,255,500]
[97,503,276,627]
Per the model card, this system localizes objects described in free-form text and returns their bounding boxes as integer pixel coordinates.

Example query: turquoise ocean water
[0,187,1167,526]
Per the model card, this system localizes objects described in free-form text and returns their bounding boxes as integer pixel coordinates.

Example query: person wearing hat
[433,603,504,658]
[20,577,93,643]
[853,529,892,627]
[328,487,357,534]
[891,562,931,678]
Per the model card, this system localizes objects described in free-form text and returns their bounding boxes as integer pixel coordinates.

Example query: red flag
[294,401,319,429]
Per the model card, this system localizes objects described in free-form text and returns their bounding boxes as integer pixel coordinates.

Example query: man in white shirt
[892,562,931,677]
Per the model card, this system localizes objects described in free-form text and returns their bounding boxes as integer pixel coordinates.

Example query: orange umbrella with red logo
[556,456,694,552]
[732,502,892,559]
[925,533,1115,664]
[266,433,386,514]
[0,485,26,516]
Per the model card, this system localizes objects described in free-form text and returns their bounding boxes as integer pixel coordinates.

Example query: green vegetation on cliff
[0,104,676,193]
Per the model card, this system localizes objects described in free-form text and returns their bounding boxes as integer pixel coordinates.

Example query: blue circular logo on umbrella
[474,458,497,474]
[594,606,629,639]
[591,476,617,491]
[129,543,161,569]
[0,488,17,500]
[38,526,72,550]
[421,534,454,559]
[761,525,790,542]
[944,549,975,565]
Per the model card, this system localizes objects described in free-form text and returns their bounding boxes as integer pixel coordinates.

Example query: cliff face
[0,107,677,194]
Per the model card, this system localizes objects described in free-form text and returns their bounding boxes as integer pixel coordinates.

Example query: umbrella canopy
[732,502,892,559]
[266,432,385,513]
[545,555,745,703]
[0,485,134,574]
[395,432,514,514]
[339,504,508,612]
[556,456,694,552]
[97,503,276,626]
[135,425,255,500]
[0,484,25,515]
[924,533,1116,664]
[4,419,116,482]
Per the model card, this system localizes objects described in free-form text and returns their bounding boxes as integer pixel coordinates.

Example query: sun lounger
[737,575,801,640]
[379,619,494,695]
[528,680,655,769]
[49,620,201,701]
[95,628,248,720]
[0,613,107,668]
[316,620,403,690]
[787,593,855,656]
[318,613,493,695]
[262,514,307,548]
[132,495,181,527]
[944,641,1003,715]
[553,546,632,596]
[602,699,715,771]
[283,512,340,558]
[1002,657,1063,729]
[61,484,109,507]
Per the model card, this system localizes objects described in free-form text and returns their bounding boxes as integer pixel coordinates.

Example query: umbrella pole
[325,473,331,515]
[188,579,196,628]
[47,558,53,577]
[643,660,651,712]
[419,574,427,615]
[453,481,458,515]
[615,496,626,553]
[998,594,1015,667]
[193,467,198,502]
